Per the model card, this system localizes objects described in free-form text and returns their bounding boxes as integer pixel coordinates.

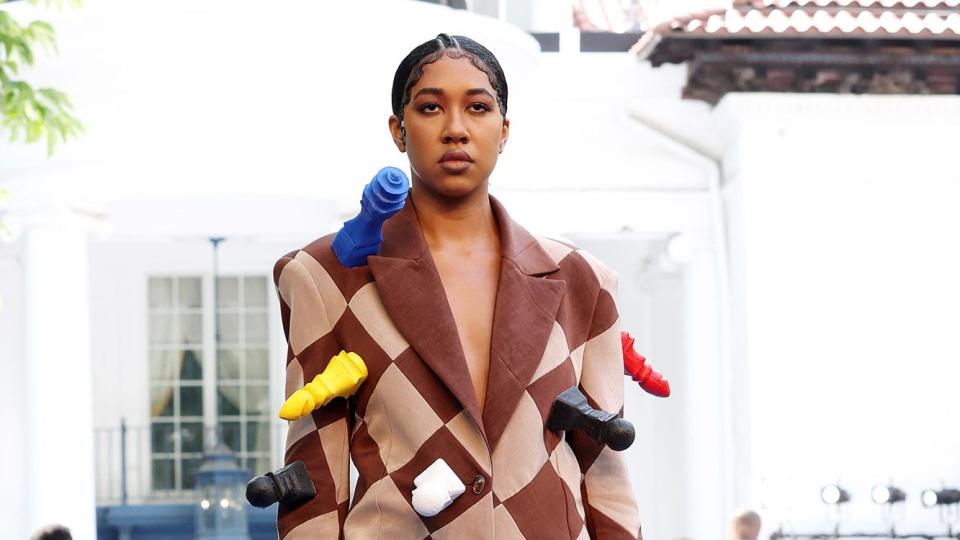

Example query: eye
[469,102,491,113]
[417,102,441,113]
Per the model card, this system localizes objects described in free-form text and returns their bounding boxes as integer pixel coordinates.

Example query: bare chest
[432,251,500,408]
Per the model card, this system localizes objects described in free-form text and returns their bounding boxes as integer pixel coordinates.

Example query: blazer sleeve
[274,254,351,540]
[569,268,643,540]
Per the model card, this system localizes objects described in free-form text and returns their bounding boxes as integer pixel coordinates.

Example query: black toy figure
[548,386,636,451]
[246,461,316,509]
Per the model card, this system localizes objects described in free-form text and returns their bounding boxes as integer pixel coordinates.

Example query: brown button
[472,474,486,495]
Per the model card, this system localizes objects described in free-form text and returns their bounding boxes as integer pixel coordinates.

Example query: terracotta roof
[633,0,960,101]
[634,0,960,57]
[757,0,960,8]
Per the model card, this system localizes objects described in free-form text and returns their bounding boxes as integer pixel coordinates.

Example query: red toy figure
[621,331,671,398]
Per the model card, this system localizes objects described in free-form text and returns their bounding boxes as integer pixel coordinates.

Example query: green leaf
[1,2,82,155]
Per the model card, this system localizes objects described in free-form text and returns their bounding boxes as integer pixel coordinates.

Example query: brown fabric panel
[554,251,603,352]
[393,347,463,424]
[279,429,340,539]
[334,308,395,418]
[300,234,373,303]
[367,254,483,435]
[501,462,572,540]
[273,255,296,367]
[484,261,565,451]
[525,359,577,455]
[559,474,587,539]
[567,424,605,476]
[525,358,578,423]
[389,426,489,532]
[490,196,559,277]
[337,503,348,540]
[295,331,341,382]
[349,420,388,508]
[481,349,527,452]
[588,288,618,341]
[582,503,640,540]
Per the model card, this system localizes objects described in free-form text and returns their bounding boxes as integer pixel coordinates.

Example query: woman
[274,34,641,539]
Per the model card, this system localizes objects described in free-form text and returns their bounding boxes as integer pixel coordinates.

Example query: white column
[23,208,97,539]
[0,238,28,540]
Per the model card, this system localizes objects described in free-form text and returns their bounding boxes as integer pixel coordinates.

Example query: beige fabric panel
[364,363,444,473]
[584,446,642,536]
[445,411,491,474]
[491,390,550,501]
[530,321,571,383]
[580,321,624,414]
[430,493,494,539]
[349,282,410,360]
[294,250,347,328]
[343,476,431,540]
[277,258,333,356]
[318,419,350,505]
[282,510,339,540]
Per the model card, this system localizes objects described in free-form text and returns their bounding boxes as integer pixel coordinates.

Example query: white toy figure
[411,458,465,517]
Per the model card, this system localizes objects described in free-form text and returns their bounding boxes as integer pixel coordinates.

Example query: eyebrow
[413,87,496,100]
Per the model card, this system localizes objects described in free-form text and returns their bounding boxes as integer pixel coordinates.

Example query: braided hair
[391,33,508,135]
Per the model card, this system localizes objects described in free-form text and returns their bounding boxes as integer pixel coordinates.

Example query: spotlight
[871,484,906,504]
[821,484,851,505]
[921,488,960,507]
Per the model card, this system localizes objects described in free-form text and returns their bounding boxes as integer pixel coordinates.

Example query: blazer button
[472,474,486,495]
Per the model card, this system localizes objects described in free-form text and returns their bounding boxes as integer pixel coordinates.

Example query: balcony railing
[93,419,287,505]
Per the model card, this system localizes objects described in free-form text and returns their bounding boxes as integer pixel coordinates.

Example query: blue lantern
[194,443,250,540]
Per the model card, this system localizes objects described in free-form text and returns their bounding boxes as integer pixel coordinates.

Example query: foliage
[0,0,82,156]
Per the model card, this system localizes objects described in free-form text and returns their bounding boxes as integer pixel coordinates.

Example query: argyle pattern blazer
[273,196,642,539]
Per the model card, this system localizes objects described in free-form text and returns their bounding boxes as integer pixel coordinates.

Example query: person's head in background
[388,33,510,208]
[31,525,72,540]
[729,509,762,540]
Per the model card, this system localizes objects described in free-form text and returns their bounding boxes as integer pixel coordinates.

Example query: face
[389,54,509,201]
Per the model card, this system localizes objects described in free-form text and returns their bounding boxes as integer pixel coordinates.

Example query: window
[147,274,272,494]
[216,276,272,477]
[148,277,205,491]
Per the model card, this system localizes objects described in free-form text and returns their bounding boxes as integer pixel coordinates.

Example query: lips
[438,150,473,174]
[439,150,473,163]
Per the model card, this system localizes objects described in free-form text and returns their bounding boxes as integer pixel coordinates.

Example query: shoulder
[533,235,616,289]
[272,233,339,284]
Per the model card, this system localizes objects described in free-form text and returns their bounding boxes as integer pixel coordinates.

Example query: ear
[388,115,405,152]
[498,117,510,154]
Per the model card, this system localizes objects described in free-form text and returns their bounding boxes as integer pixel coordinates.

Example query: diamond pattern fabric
[274,196,641,539]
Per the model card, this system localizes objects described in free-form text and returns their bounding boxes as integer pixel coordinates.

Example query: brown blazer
[273,196,641,539]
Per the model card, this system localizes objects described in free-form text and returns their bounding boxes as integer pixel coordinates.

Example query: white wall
[719,94,960,534]
[0,240,28,540]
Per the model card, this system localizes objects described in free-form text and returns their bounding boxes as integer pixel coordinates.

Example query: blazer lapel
[482,197,565,451]
[367,201,486,439]
[366,195,565,452]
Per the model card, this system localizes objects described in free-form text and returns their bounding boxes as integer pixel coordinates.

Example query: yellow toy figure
[279,351,368,421]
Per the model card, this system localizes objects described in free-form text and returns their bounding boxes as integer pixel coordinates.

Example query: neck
[410,183,500,253]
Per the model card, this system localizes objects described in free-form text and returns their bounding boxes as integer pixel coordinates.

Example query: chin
[419,173,487,200]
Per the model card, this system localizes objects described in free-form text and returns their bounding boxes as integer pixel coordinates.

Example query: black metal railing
[94,418,287,505]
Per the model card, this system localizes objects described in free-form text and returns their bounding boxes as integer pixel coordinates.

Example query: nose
[441,110,469,144]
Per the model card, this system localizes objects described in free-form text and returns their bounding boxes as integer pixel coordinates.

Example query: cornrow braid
[391,33,508,130]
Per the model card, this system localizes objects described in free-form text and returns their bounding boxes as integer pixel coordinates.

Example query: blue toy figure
[331,167,410,267]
